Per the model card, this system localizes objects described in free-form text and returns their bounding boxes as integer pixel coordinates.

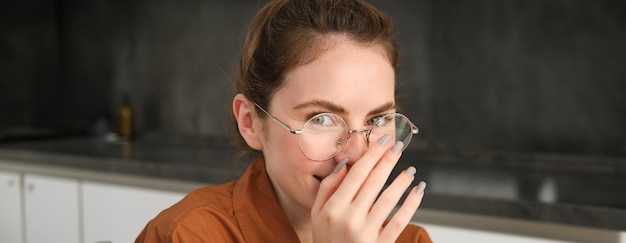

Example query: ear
[233,94,263,150]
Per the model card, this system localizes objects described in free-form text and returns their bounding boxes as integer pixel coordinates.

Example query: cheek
[263,129,322,186]
[262,127,310,177]
[265,127,301,161]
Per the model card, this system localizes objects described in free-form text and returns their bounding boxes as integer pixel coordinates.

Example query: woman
[137,0,431,242]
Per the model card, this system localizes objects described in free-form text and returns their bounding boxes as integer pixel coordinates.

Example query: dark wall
[390,1,626,155]
[1,0,625,156]
[100,1,259,138]
[0,0,60,129]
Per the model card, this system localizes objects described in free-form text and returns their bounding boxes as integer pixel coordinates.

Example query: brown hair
[232,0,398,151]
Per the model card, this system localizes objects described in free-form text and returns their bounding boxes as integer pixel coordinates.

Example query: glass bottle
[117,95,134,140]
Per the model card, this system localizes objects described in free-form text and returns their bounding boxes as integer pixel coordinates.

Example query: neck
[283,203,313,243]
[271,182,313,243]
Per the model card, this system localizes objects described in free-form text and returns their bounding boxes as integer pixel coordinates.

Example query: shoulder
[396,223,433,243]
[166,182,237,221]
[136,182,244,242]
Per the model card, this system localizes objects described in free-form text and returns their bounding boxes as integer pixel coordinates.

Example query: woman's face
[260,38,396,213]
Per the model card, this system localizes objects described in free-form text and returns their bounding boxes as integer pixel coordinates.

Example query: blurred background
[1,0,625,156]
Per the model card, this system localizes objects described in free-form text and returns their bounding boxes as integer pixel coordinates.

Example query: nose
[333,130,369,165]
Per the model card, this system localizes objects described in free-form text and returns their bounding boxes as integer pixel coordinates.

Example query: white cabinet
[0,167,190,243]
[412,209,626,243]
[0,170,23,243]
[23,174,80,243]
[0,171,81,243]
[418,223,572,243]
[82,181,185,243]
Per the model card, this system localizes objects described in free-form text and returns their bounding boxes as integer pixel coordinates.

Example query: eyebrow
[293,99,396,117]
[293,100,346,114]
[367,102,396,116]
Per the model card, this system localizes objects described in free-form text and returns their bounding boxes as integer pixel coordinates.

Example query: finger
[311,157,349,217]
[332,134,393,202]
[379,181,426,242]
[366,165,416,227]
[352,141,404,211]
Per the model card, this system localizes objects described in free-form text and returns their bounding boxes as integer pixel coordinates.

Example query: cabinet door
[24,174,80,243]
[0,170,23,243]
[417,223,572,243]
[83,182,186,243]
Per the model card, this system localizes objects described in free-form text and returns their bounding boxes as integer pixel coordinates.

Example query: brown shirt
[136,157,432,243]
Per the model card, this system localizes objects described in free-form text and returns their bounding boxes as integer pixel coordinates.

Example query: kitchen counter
[0,137,625,233]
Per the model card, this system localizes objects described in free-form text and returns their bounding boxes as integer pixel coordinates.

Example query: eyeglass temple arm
[253,103,303,135]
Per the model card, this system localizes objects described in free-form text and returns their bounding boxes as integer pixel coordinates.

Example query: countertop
[0,136,624,232]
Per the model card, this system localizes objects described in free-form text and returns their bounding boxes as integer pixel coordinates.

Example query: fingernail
[333,157,349,174]
[416,181,427,195]
[405,166,416,176]
[378,134,391,146]
[392,141,404,154]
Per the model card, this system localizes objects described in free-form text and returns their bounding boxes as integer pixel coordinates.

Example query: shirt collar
[232,157,301,242]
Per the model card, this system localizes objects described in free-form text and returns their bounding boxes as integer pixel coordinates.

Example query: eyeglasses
[254,103,419,161]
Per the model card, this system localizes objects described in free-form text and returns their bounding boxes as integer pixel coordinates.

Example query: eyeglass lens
[298,113,415,161]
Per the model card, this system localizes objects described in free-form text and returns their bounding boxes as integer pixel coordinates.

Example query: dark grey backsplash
[1,0,625,156]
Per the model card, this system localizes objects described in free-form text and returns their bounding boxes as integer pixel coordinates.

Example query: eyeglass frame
[253,102,419,161]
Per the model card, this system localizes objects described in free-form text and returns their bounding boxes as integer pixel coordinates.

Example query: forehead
[272,39,395,115]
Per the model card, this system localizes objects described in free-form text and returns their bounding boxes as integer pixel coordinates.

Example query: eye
[366,115,393,127]
[309,114,338,126]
